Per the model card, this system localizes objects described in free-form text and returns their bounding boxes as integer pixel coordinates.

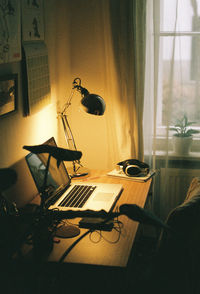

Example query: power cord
[58,229,91,263]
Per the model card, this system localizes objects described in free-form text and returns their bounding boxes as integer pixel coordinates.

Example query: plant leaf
[187,121,196,126]
[174,124,182,129]
[170,127,179,132]
[186,129,200,136]
[183,114,188,127]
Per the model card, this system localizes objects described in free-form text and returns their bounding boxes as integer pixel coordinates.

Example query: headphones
[117,159,149,177]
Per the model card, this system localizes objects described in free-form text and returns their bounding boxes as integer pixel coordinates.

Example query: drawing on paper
[0,0,21,64]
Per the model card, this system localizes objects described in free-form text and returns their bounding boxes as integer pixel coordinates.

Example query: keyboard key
[59,185,96,208]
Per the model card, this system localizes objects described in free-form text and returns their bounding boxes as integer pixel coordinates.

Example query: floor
[124,225,159,294]
[0,225,159,294]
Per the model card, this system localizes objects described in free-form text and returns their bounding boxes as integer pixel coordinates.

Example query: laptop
[25,137,123,213]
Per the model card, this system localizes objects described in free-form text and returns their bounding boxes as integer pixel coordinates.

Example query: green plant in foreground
[170,114,200,137]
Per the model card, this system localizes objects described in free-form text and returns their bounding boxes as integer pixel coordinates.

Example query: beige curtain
[107,0,146,161]
[144,0,200,219]
[54,0,146,170]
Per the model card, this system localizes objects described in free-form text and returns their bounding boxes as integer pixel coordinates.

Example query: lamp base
[71,172,89,178]
[55,223,80,238]
[68,166,90,179]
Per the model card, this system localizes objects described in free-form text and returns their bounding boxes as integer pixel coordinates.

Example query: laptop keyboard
[59,185,97,208]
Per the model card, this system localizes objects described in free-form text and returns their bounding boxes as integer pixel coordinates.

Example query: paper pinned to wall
[22,41,51,116]
[21,0,44,42]
[0,0,21,64]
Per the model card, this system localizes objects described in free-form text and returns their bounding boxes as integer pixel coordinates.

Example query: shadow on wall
[3,157,38,208]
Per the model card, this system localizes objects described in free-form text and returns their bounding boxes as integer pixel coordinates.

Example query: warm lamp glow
[58,78,106,177]
[73,78,106,115]
[30,105,57,144]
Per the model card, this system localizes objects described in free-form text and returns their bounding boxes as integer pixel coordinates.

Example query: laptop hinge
[45,184,69,207]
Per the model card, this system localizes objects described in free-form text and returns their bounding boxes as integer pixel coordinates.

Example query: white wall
[0,0,58,168]
[56,1,114,171]
[1,0,120,205]
[0,1,59,205]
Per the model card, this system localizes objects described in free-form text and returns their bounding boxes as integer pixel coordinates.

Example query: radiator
[159,168,200,219]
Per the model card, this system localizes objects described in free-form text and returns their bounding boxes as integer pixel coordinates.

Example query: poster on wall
[0,0,21,64]
[22,42,51,116]
[0,74,18,117]
[21,0,44,41]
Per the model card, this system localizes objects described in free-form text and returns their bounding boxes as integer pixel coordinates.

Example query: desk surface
[47,170,152,268]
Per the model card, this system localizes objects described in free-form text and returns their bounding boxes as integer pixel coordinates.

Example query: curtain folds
[107,0,146,161]
[56,0,147,170]
[132,0,147,160]
[144,0,200,219]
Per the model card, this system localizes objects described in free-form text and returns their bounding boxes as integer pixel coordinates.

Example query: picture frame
[0,74,18,118]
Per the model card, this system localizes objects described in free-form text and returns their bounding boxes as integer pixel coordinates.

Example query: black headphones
[117,159,149,177]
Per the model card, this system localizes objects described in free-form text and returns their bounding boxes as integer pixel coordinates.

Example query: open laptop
[25,137,123,212]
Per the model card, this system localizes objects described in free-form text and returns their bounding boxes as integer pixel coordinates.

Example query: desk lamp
[58,78,106,177]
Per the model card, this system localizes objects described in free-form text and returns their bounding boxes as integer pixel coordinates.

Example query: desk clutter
[0,139,164,265]
[107,159,155,182]
[107,168,155,182]
[0,171,165,262]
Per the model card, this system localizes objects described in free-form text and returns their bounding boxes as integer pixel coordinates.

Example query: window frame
[154,4,200,152]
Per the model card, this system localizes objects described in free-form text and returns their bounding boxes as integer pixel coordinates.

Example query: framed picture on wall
[0,74,18,118]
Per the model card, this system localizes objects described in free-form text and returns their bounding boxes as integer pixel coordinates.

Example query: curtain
[106,0,146,161]
[55,0,147,170]
[144,0,200,220]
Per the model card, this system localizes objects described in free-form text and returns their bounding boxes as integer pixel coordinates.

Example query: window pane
[161,0,200,32]
[159,35,200,126]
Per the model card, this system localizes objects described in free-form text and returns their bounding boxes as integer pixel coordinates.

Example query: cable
[58,230,91,263]
[58,216,124,262]
[88,218,124,244]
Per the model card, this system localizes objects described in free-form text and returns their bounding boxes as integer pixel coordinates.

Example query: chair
[151,177,200,294]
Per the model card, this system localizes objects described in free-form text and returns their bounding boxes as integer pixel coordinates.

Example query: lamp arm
[57,78,93,177]
[61,89,75,115]
[60,114,83,174]
[60,113,77,151]
[58,87,77,151]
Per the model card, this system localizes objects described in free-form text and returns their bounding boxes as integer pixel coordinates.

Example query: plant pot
[172,135,193,155]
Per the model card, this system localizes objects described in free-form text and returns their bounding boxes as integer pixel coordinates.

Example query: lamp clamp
[72,78,89,97]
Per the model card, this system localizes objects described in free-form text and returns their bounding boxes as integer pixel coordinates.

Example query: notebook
[25,137,123,212]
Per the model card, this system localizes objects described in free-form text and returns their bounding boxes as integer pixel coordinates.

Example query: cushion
[155,177,200,293]
[185,177,200,201]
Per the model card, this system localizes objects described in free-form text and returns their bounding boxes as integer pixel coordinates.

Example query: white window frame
[155,3,200,152]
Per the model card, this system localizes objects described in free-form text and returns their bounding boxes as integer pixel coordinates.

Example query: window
[156,0,200,138]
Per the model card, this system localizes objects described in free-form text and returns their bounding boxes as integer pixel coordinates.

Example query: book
[107,169,155,182]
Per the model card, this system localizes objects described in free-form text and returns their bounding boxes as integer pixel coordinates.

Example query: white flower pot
[172,136,193,155]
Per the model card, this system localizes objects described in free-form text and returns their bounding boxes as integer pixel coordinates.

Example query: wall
[56,0,117,171]
[0,0,58,204]
[1,0,120,205]
[0,0,58,168]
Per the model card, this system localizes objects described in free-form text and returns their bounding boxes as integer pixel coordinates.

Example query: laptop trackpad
[93,193,114,202]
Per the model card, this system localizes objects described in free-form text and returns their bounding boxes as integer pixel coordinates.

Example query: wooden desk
[1,170,152,294]
[47,170,152,268]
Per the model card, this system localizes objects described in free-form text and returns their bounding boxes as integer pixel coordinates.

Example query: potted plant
[170,114,200,155]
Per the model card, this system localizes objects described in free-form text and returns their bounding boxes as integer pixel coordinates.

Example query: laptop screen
[25,137,71,195]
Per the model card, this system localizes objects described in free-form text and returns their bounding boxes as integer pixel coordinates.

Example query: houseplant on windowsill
[170,114,200,155]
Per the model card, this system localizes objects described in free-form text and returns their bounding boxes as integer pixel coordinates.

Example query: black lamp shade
[81,94,106,116]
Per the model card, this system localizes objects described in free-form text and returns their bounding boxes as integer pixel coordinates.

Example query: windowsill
[155,150,200,161]
[152,136,200,161]
[156,136,200,150]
